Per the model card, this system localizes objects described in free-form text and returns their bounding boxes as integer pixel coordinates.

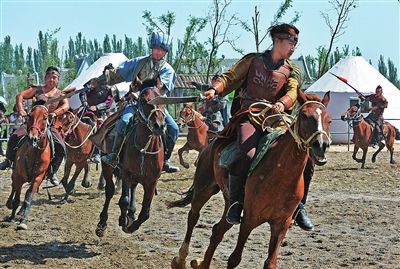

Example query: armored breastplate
[35,86,62,113]
[86,86,111,106]
[243,56,291,107]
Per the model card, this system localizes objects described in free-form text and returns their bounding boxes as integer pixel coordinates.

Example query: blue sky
[1,0,399,70]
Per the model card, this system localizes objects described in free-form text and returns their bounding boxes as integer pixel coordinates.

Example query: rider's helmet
[150,32,172,53]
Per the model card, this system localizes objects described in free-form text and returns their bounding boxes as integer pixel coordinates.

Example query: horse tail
[166,184,194,209]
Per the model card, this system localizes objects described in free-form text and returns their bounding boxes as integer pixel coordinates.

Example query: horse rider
[79,77,120,163]
[203,23,314,230]
[0,66,70,186]
[360,85,388,147]
[89,32,180,173]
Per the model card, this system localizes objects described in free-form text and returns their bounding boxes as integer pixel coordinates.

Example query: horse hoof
[16,223,28,230]
[183,163,190,169]
[81,181,92,188]
[95,226,106,237]
[97,183,105,191]
[390,160,396,164]
[372,158,376,163]
[5,201,13,210]
[171,257,186,269]
[190,259,203,269]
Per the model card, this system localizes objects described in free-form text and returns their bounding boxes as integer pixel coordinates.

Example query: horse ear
[322,91,331,107]
[297,88,308,105]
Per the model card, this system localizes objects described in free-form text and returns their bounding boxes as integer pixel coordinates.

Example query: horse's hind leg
[372,142,385,163]
[96,165,115,237]
[389,146,395,164]
[81,162,91,188]
[178,143,190,169]
[171,184,220,269]
[62,166,83,203]
[263,219,292,269]
[60,161,73,191]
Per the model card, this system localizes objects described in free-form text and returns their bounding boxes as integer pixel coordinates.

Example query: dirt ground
[0,142,399,269]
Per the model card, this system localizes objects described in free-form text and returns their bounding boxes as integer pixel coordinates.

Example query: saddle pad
[219,129,286,173]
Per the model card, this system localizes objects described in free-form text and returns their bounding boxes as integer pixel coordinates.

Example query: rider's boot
[101,135,124,168]
[0,134,18,170]
[47,149,64,186]
[226,174,246,225]
[293,203,314,231]
[91,147,101,164]
[162,137,180,173]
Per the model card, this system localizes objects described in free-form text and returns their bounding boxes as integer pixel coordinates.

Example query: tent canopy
[67,53,130,109]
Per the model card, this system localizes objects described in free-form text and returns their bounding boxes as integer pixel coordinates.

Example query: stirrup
[101,153,118,168]
[226,202,243,225]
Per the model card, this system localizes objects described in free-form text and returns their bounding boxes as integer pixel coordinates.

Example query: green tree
[103,34,112,53]
[1,36,14,73]
[378,55,388,78]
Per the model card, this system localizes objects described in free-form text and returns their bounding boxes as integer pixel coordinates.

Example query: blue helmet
[150,32,172,53]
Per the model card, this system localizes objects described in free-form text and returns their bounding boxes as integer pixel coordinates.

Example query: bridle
[179,106,205,129]
[343,106,362,127]
[63,110,97,149]
[249,100,331,151]
[27,105,50,149]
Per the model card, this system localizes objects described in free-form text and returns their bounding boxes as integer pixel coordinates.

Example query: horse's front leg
[95,165,115,237]
[125,181,156,233]
[352,145,362,163]
[16,185,35,230]
[178,143,190,169]
[361,147,368,169]
[263,218,292,269]
[81,162,91,188]
[60,161,73,191]
[127,183,137,221]
[62,166,83,203]
[118,175,130,228]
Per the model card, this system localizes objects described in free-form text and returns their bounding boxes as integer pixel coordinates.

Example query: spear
[329,72,365,99]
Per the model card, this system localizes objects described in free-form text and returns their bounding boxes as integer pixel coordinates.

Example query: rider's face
[45,73,59,88]
[151,47,167,61]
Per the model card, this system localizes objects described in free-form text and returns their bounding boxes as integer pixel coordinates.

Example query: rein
[63,110,97,149]
[344,107,362,127]
[28,105,49,138]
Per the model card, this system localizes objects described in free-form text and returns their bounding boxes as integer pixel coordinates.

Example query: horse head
[341,104,360,122]
[137,86,166,136]
[295,90,331,166]
[27,100,49,147]
[177,102,195,126]
[60,110,76,134]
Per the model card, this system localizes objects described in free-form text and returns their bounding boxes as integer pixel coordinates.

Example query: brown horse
[59,108,97,202]
[5,102,52,230]
[95,86,166,237]
[168,90,331,269]
[177,103,209,168]
[341,105,397,168]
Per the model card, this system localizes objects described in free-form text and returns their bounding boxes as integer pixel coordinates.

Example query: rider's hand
[18,110,27,117]
[203,88,216,101]
[129,92,139,100]
[49,112,57,122]
[82,101,89,107]
[273,101,285,112]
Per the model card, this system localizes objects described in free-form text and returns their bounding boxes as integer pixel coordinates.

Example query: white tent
[306,56,400,143]
[67,53,130,109]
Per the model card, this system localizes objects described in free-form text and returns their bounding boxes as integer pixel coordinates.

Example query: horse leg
[192,201,234,269]
[263,219,292,269]
[227,218,257,269]
[125,182,154,233]
[16,186,35,230]
[61,161,73,191]
[95,165,115,237]
[127,183,137,221]
[178,143,190,169]
[171,185,220,269]
[118,176,130,228]
[372,142,385,163]
[97,171,106,191]
[62,166,83,203]
[361,148,368,169]
[6,180,21,222]
[81,162,91,188]
[352,145,362,163]
[389,145,395,164]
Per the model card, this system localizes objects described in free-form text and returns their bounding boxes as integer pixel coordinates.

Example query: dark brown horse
[177,103,209,168]
[95,86,166,237]
[5,103,52,230]
[341,105,397,168]
[168,90,331,269]
[59,109,96,202]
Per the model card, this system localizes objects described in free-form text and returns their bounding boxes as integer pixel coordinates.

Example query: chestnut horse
[177,103,209,168]
[341,105,397,168]
[5,102,52,230]
[95,86,166,237]
[59,108,97,202]
[168,90,331,269]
